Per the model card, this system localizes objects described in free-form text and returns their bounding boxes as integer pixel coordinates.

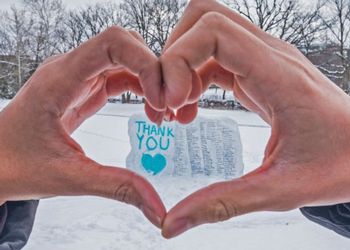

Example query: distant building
[306,45,350,93]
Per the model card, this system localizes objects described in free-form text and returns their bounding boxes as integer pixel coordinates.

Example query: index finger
[39,26,165,112]
[161,12,274,110]
[164,0,270,51]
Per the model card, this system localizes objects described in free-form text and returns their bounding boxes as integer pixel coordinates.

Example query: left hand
[0,27,166,228]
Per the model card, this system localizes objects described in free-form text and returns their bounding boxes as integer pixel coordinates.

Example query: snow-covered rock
[126,114,244,179]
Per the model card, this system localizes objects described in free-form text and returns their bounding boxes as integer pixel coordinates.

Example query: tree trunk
[17,52,22,90]
[126,92,131,103]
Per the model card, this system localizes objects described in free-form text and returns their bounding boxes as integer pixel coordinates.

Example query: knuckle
[102,26,129,64]
[188,0,214,12]
[113,172,138,205]
[187,0,203,9]
[114,184,132,203]
[199,12,226,30]
[206,183,238,223]
[91,26,120,48]
[104,25,126,38]
[211,199,237,222]
[114,183,133,203]
[103,26,154,72]
[102,26,129,49]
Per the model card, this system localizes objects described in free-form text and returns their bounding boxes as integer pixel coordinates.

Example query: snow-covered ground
[1,101,349,249]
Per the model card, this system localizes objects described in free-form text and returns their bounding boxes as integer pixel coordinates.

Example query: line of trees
[1,0,350,99]
[0,0,187,99]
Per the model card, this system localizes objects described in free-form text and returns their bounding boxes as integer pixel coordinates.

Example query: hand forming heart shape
[1,0,350,241]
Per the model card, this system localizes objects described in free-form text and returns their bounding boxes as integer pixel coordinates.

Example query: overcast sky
[0,0,316,11]
[0,0,111,10]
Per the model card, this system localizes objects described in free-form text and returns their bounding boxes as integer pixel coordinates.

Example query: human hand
[0,27,166,228]
[160,0,350,238]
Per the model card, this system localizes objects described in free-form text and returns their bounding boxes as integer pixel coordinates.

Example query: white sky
[0,0,113,11]
[0,0,315,11]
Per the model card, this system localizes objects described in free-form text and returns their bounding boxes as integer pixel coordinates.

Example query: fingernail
[143,206,164,229]
[156,119,163,127]
[152,214,163,228]
[156,216,163,227]
[164,113,170,122]
[155,113,164,127]
[165,218,190,238]
[152,213,164,229]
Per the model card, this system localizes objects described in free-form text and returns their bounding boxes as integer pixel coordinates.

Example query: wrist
[0,120,17,202]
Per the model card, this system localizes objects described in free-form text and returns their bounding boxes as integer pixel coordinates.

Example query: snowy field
[1,100,349,250]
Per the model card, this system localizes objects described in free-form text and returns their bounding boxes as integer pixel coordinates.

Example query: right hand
[160,0,350,238]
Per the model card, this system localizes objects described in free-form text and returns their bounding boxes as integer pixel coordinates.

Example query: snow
[109,88,235,104]
[201,88,235,101]
[0,101,348,249]
[0,99,10,109]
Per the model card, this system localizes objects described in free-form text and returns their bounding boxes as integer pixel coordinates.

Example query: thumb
[161,174,279,238]
[59,158,166,229]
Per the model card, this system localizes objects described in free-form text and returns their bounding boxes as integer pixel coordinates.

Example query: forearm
[0,116,18,204]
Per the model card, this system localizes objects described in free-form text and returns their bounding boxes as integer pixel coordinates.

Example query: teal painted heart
[141,153,167,175]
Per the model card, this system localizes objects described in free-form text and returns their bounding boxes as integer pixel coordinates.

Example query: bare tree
[279,1,325,53]
[292,3,326,55]
[24,0,66,68]
[0,7,33,97]
[62,10,87,50]
[118,0,186,102]
[79,2,126,39]
[321,0,350,60]
[121,0,156,50]
[225,0,325,50]
[318,0,350,90]
[120,0,186,54]
[229,0,296,33]
[62,1,127,52]
[0,0,65,98]
[148,0,187,52]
